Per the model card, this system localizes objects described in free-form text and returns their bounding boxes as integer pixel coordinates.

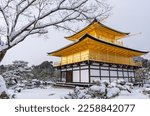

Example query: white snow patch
[114,87,149,99]
[0,75,8,94]
[9,86,73,99]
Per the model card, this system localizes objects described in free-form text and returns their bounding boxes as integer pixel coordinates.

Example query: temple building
[48,20,148,84]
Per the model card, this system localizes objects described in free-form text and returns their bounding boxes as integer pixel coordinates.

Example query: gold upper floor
[49,34,147,67]
[65,19,129,45]
[57,49,142,67]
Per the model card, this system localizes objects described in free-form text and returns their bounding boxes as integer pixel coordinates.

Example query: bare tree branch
[11,0,36,35]
[0,6,10,46]
[0,0,111,61]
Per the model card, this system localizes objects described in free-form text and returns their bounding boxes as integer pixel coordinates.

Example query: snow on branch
[0,0,111,58]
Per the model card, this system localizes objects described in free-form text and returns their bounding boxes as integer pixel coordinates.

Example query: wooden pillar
[88,61,91,83]
[79,64,81,83]
[117,65,119,79]
[65,66,67,82]
[133,68,136,82]
[127,67,130,82]
[122,66,124,79]
[72,65,74,82]
[108,64,111,82]
[60,67,62,82]
[99,63,101,80]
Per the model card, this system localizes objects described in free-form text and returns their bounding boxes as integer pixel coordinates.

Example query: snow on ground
[8,86,149,99]
[8,86,73,99]
[114,87,149,99]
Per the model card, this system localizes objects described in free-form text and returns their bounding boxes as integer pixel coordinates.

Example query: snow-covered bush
[143,88,150,98]
[107,87,120,98]
[143,88,150,94]
[88,84,106,98]
[0,75,9,99]
[109,80,133,93]
[2,61,33,87]
[64,87,90,99]
[64,79,134,99]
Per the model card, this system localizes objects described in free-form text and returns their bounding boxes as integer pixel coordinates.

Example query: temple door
[66,71,73,82]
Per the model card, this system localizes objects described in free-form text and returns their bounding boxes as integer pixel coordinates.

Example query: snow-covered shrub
[2,61,33,87]
[64,79,134,99]
[109,80,133,93]
[100,80,110,87]
[0,75,9,99]
[135,67,150,84]
[88,84,106,98]
[143,88,150,94]
[106,87,120,98]
[143,88,150,98]
[116,79,126,85]
[64,87,90,99]
[14,87,23,93]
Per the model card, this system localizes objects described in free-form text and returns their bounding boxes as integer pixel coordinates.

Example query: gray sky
[1,0,150,66]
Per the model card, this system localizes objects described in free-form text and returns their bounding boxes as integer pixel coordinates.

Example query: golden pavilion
[48,19,148,83]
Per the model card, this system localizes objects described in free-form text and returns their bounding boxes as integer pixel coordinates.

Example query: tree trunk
[0,51,6,62]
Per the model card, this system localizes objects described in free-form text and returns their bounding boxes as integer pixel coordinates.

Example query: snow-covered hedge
[0,75,9,99]
[143,87,150,98]
[64,79,133,99]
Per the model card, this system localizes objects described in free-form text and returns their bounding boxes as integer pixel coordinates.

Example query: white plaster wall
[81,70,89,82]
[123,69,127,71]
[129,72,134,77]
[110,67,117,70]
[91,70,99,76]
[118,71,123,76]
[91,66,99,69]
[101,67,108,69]
[110,71,117,76]
[124,72,128,77]
[67,68,72,71]
[101,70,109,76]
[73,71,80,82]
[73,67,79,70]
[118,68,123,70]
[81,66,88,69]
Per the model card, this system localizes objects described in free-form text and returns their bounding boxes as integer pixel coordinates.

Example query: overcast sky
[1,0,150,66]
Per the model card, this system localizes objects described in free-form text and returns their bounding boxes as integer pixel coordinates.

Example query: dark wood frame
[56,60,139,83]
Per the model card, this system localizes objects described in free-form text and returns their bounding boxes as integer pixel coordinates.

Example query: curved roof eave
[48,34,148,56]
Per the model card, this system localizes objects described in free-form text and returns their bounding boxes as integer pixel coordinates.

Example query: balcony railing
[98,37,124,46]
[53,59,142,67]
[113,41,124,46]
